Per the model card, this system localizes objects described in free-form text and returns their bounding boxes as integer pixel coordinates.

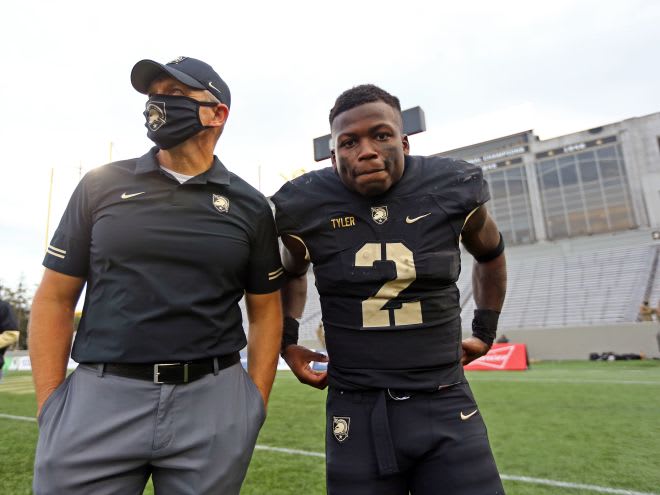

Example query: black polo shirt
[44,148,284,363]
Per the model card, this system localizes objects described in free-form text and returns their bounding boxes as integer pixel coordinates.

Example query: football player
[272,84,507,494]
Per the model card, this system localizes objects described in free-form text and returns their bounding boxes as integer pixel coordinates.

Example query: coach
[29,56,284,495]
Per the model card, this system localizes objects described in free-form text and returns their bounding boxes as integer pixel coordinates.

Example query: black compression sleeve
[471,309,500,346]
[281,316,300,354]
[475,232,504,263]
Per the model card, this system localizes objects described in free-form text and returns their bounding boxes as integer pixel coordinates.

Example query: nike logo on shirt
[121,192,146,199]
[405,213,431,224]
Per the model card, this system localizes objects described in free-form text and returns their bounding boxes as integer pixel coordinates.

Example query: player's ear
[330,149,337,170]
[402,135,410,155]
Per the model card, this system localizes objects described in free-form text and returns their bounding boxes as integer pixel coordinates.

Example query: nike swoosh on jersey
[405,213,431,224]
[460,409,478,420]
[121,192,146,199]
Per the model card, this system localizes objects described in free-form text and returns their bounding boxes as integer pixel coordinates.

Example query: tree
[0,277,34,349]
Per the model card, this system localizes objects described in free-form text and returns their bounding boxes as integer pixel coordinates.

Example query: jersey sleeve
[455,160,490,214]
[43,173,95,278]
[271,181,300,236]
[0,302,18,331]
[245,200,285,294]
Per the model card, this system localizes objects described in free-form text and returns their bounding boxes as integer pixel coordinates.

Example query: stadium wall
[462,322,660,360]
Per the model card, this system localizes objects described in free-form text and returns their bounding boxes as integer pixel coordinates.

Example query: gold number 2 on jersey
[355,242,422,328]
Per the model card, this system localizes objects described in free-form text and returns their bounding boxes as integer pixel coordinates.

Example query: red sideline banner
[464,343,528,371]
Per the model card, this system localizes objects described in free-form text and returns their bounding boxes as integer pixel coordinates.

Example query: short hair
[329,84,402,126]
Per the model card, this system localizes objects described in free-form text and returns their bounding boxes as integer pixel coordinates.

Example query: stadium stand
[459,230,659,329]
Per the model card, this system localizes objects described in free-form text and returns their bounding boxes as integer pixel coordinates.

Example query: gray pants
[34,362,265,495]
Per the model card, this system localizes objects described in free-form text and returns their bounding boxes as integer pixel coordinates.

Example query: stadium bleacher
[460,229,659,329]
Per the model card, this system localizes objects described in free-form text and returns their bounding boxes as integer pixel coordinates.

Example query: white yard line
[466,377,660,385]
[255,445,325,458]
[2,414,657,495]
[500,474,659,495]
[255,444,658,495]
[0,413,36,422]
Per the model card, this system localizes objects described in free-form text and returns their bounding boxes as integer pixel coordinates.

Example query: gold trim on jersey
[288,234,310,262]
[459,206,480,242]
[47,244,66,259]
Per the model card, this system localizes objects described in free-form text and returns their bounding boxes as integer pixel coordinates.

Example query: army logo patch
[332,416,350,442]
[146,101,166,131]
[371,206,389,224]
[212,194,230,213]
[168,56,188,64]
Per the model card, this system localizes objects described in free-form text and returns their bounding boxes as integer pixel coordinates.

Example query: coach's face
[147,75,223,126]
[331,101,409,197]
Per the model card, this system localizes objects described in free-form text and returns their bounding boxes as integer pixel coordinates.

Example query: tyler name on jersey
[331,216,356,229]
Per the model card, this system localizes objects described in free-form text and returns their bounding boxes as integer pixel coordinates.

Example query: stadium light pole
[312,106,426,162]
[44,168,54,251]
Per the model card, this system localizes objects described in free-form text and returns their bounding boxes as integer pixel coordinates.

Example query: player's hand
[282,344,328,389]
[461,336,491,366]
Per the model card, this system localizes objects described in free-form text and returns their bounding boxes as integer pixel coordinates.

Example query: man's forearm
[247,319,281,407]
[472,254,507,311]
[246,292,283,407]
[28,294,75,412]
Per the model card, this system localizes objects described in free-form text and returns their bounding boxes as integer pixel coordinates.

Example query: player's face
[331,101,409,196]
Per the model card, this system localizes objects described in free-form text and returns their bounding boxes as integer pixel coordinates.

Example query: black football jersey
[272,155,489,390]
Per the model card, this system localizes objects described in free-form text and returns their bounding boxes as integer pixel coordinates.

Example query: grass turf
[1,361,659,494]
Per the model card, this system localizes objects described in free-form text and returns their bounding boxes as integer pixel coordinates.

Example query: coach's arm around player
[279,235,329,389]
[460,205,507,365]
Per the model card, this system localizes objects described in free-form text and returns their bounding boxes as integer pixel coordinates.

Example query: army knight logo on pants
[332,416,350,442]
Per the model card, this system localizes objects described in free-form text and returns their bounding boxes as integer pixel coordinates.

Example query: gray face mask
[144,94,217,149]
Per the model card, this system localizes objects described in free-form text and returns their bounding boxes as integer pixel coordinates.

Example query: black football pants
[325,383,505,495]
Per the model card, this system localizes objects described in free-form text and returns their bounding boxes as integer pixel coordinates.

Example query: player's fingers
[310,352,328,362]
[306,371,328,389]
[299,370,327,388]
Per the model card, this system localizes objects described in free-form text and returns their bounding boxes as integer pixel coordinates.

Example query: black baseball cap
[131,56,231,108]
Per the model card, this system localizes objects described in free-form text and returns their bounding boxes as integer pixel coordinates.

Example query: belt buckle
[153,363,189,384]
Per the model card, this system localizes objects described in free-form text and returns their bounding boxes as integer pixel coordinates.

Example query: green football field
[1,361,659,495]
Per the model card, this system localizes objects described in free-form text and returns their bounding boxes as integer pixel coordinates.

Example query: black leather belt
[83,352,240,384]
